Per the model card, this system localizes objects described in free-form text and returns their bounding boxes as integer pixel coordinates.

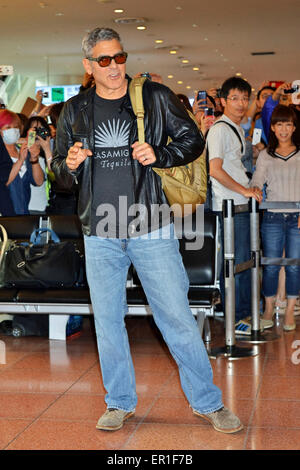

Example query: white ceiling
[1,0,299,99]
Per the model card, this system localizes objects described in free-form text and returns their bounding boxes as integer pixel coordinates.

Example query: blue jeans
[261,212,300,298]
[216,211,252,322]
[84,224,223,414]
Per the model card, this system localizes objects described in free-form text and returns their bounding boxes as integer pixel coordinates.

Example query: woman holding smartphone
[251,105,300,331]
[0,109,44,215]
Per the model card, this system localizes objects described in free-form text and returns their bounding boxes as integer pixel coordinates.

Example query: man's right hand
[66,142,92,170]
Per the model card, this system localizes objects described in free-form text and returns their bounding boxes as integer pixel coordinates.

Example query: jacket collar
[78,75,135,118]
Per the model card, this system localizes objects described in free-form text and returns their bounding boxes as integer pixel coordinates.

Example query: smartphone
[204,107,214,117]
[197,90,207,110]
[27,130,36,147]
[252,128,262,145]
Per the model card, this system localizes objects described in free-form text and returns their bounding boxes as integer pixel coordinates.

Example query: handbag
[1,227,84,289]
[129,77,207,216]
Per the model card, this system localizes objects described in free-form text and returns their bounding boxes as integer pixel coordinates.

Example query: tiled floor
[0,313,300,451]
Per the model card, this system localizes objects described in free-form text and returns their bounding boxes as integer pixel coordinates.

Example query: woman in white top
[251,105,300,331]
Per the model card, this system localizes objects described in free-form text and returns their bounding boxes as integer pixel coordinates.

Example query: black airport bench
[0,211,220,340]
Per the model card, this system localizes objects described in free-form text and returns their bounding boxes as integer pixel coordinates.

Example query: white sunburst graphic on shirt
[95,119,130,148]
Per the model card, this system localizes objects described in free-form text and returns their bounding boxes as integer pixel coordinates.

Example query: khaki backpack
[129,77,207,216]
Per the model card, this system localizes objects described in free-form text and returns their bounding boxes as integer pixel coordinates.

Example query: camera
[216,88,221,98]
[42,91,49,98]
[284,85,299,94]
[35,127,51,140]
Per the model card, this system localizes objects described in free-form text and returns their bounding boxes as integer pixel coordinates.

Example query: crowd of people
[0,25,299,434]
[177,78,300,334]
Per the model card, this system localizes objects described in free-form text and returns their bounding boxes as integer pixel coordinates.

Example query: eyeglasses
[226,96,249,103]
[87,52,128,67]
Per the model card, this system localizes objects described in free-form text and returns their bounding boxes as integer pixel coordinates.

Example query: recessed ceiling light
[186,86,191,89]
[177,80,183,84]
[137,25,146,30]
[236,72,242,76]
[55,12,64,16]
[114,9,124,13]
[168,75,174,79]
[155,39,164,44]
[169,50,177,54]
[181,59,189,64]
[193,67,199,71]
[176,6,182,10]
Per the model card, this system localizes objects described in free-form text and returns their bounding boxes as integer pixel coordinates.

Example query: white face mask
[2,127,20,145]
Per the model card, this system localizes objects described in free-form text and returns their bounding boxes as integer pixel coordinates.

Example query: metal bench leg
[203,316,211,343]
[196,310,205,337]
[197,310,212,343]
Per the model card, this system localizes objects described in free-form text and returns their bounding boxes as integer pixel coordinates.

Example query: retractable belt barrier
[209,199,300,360]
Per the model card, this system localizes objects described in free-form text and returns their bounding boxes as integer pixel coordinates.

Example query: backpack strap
[129,76,147,144]
[212,120,244,154]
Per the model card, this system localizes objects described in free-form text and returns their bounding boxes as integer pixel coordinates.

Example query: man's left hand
[131,142,157,166]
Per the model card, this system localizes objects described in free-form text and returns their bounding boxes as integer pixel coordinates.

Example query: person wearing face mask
[0,109,44,215]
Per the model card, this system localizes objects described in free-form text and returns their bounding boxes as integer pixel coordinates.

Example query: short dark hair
[267,105,298,155]
[49,102,65,128]
[257,86,275,100]
[220,76,251,99]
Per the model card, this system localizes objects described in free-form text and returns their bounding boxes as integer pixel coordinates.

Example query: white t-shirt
[28,157,47,212]
[206,114,249,211]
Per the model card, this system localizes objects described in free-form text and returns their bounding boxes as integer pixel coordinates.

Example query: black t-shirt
[91,93,135,237]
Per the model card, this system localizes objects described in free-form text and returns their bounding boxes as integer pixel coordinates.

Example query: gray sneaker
[193,407,243,434]
[96,408,135,431]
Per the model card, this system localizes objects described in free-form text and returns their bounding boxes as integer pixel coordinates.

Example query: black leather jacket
[51,76,205,235]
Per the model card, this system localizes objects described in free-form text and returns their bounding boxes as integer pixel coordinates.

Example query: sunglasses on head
[87,52,128,67]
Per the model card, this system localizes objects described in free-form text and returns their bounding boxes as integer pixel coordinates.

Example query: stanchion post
[209,200,258,359]
[237,198,280,344]
[250,197,261,333]
[223,199,236,348]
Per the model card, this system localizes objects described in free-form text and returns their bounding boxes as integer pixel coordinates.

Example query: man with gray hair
[52,27,243,434]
